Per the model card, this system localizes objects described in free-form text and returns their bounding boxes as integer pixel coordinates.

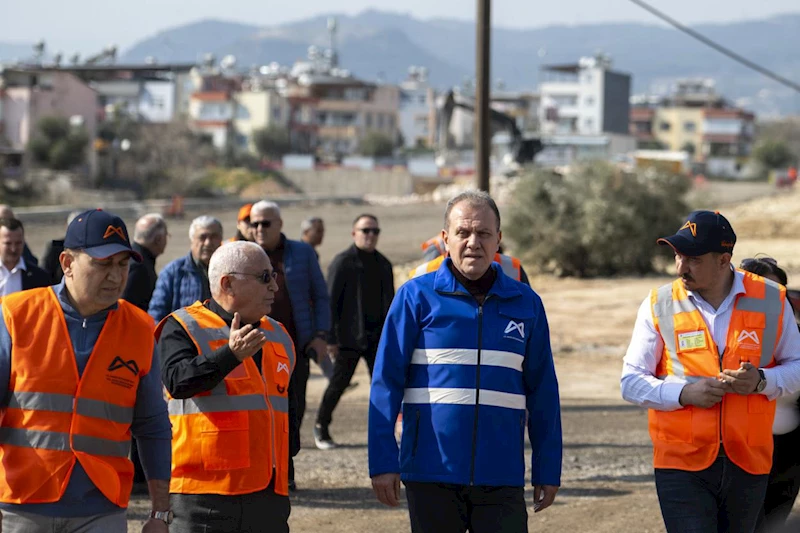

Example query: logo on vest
[106,356,139,389]
[737,330,760,350]
[503,320,525,342]
[277,362,290,375]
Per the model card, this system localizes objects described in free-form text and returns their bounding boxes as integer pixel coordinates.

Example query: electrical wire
[628,0,800,94]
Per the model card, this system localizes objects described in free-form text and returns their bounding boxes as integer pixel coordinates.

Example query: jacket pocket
[200,413,250,471]
[655,408,693,443]
[271,352,292,394]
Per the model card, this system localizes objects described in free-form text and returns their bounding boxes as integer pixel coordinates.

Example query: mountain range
[3,9,799,116]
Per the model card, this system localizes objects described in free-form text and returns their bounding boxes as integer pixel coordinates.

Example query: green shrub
[505,162,691,277]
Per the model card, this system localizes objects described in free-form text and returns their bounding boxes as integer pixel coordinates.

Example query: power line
[628,0,800,94]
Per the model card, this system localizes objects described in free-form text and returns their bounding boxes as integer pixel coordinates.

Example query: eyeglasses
[250,220,272,229]
[358,228,381,235]
[230,270,278,284]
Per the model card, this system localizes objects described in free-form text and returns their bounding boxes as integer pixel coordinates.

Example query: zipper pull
[82,318,87,329]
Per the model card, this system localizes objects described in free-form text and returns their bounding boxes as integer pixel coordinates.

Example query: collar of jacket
[434,257,521,300]
[133,242,156,264]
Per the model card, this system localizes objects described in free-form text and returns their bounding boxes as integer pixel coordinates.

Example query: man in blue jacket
[249,200,330,490]
[369,191,562,533]
[148,215,223,322]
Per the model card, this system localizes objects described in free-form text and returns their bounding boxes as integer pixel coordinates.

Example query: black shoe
[313,424,337,450]
[288,480,297,492]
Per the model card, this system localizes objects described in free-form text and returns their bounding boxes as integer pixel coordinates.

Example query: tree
[752,140,795,169]
[505,162,691,277]
[253,126,291,160]
[29,116,89,170]
[358,132,394,158]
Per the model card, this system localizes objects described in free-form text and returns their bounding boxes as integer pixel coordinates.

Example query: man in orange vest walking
[0,209,172,532]
[157,240,295,533]
[621,210,800,533]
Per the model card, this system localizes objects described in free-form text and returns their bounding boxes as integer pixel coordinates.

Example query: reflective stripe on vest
[496,254,520,280]
[0,425,131,459]
[655,281,782,374]
[7,392,134,424]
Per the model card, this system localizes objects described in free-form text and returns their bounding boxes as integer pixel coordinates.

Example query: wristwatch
[755,368,767,393]
[149,510,174,525]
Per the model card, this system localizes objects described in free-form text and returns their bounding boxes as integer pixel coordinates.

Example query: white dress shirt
[621,269,800,412]
[0,257,25,297]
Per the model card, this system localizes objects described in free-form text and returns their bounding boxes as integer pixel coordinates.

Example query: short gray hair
[189,215,223,240]
[444,190,501,231]
[300,217,323,233]
[208,241,266,295]
[251,200,281,218]
[134,213,167,244]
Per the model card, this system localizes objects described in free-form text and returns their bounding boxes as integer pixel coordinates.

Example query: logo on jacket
[504,320,525,340]
[737,330,760,346]
[103,225,126,240]
[277,362,290,375]
[108,356,139,375]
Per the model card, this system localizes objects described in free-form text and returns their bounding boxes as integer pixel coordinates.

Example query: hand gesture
[678,378,727,408]
[228,312,267,362]
[719,362,760,395]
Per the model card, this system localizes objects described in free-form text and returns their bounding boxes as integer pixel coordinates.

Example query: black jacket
[41,238,65,284]
[123,243,158,311]
[327,245,395,351]
[21,263,51,291]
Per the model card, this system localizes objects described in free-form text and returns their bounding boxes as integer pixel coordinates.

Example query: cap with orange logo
[657,210,736,257]
[64,209,142,261]
[238,203,253,222]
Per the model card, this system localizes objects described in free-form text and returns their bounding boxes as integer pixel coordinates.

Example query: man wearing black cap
[621,210,800,533]
[0,209,172,533]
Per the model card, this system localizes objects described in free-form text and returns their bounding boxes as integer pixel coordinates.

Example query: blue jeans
[655,455,769,533]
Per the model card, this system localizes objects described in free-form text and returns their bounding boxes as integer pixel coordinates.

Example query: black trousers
[404,481,528,533]
[171,479,290,533]
[655,455,769,533]
[755,425,800,533]
[288,354,310,483]
[316,342,377,428]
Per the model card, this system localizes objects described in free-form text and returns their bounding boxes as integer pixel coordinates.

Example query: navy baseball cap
[657,210,736,257]
[63,209,142,261]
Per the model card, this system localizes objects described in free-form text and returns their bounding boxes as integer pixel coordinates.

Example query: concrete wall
[282,168,416,196]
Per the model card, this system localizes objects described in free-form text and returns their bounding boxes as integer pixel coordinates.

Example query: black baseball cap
[657,210,736,257]
[63,209,142,261]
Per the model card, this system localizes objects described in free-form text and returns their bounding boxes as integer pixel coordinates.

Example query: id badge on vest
[677,330,707,351]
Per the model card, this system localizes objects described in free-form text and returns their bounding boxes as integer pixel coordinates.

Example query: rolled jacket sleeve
[620,296,685,411]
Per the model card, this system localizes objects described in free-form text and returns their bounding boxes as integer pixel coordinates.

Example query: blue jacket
[148,252,206,322]
[369,259,562,487]
[280,237,330,350]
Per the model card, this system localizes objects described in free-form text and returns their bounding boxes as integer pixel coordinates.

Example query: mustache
[682,275,694,282]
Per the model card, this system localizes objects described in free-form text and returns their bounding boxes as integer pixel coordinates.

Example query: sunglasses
[250,220,272,229]
[358,228,381,235]
[230,270,278,284]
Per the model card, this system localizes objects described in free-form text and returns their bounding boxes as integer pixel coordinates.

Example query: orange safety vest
[420,236,446,257]
[409,253,522,281]
[649,271,785,475]
[157,303,295,496]
[0,288,154,506]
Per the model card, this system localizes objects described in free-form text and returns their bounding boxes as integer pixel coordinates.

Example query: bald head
[0,205,15,220]
[133,213,168,257]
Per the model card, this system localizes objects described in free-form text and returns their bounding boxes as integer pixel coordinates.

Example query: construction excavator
[434,89,544,172]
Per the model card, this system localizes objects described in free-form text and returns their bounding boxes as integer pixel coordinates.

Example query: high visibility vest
[409,253,522,282]
[649,271,785,475]
[157,303,296,496]
[0,287,154,506]
[420,236,446,257]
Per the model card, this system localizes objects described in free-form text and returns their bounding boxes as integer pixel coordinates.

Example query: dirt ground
[17,180,800,532]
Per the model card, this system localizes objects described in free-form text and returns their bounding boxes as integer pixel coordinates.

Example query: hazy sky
[3,0,797,55]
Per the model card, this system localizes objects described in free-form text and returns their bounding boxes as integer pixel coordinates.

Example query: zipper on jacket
[412,409,421,459]
[718,348,725,449]
[469,302,486,485]
[264,392,277,470]
[82,319,87,329]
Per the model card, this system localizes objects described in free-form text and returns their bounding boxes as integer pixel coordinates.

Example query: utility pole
[475,0,491,192]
